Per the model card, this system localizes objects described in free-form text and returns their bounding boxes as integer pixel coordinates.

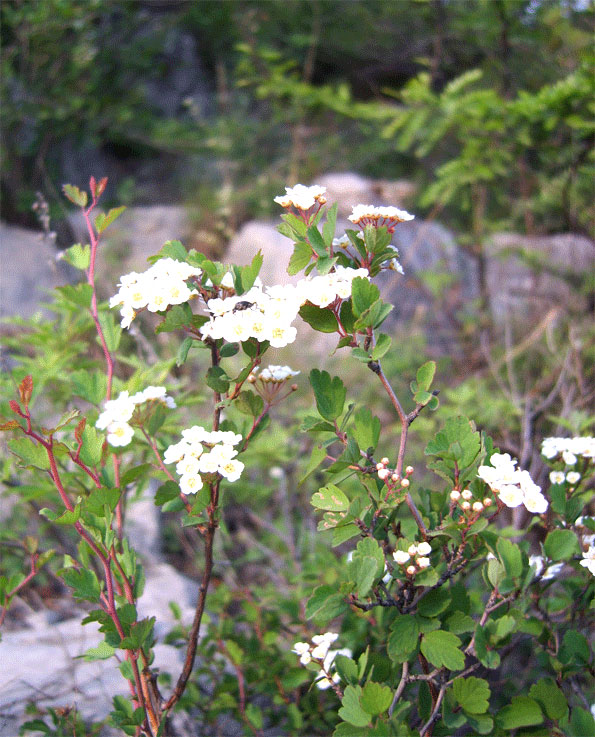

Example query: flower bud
[450,490,461,501]
[407,544,418,556]
[291,383,298,391]
[416,541,431,556]
[406,565,416,576]
[472,501,484,512]
[401,478,410,488]
[376,462,384,471]
[461,501,471,510]
[461,489,473,500]
[483,497,492,506]
[393,550,410,565]
[405,465,414,475]
[417,557,430,569]
[378,468,389,480]
[380,457,390,466]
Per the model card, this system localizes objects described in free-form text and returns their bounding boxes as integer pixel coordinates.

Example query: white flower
[292,642,312,665]
[417,557,431,569]
[499,484,525,508]
[416,541,432,556]
[220,271,235,289]
[348,204,414,226]
[332,234,350,248]
[566,471,581,484]
[218,458,244,483]
[315,647,352,690]
[579,545,595,576]
[163,441,192,464]
[274,184,326,210]
[176,455,201,477]
[393,550,410,565]
[550,471,566,484]
[179,473,203,495]
[106,421,134,448]
[562,450,577,466]
[407,544,418,556]
[523,492,548,514]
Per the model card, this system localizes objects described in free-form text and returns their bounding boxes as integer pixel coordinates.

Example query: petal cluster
[349,204,414,228]
[393,541,432,575]
[541,436,595,464]
[274,184,326,210]
[580,545,595,576]
[110,258,202,328]
[292,632,351,690]
[252,365,300,383]
[96,387,176,447]
[164,426,244,493]
[478,452,548,513]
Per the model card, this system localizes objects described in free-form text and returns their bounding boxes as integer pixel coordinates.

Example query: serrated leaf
[98,311,121,352]
[62,183,87,207]
[452,676,490,714]
[529,678,568,720]
[95,206,126,234]
[420,630,465,671]
[300,445,327,485]
[360,681,392,716]
[72,370,107,404]
[81,641,116,661]
[288,241,312,275]
[56,283,94,307]
[299,303,339,333]
[543,529,580,561]
[497,538,523,578]
[497,696,543,729]
[206,366,230,393]
[416,361,436,391]
[154,481,180,506]
[79,424,103,466]
[63,567,102,602]
[306,584,348,621]
[387,616,419,663]
[234,390,264,418]
[352,407,381,453]
[311,484,349,512]
[338,685,372,727]
[62,243,90,270]
[351,277,380,318]
[371,333,392,360]
[310,369,346,421]
[177,337,193,366]
[8,437,49,470]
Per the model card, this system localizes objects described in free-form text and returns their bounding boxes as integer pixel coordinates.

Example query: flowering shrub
[1,178,594,737]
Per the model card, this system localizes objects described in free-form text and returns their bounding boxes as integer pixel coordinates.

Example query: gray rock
[0,223,77,319]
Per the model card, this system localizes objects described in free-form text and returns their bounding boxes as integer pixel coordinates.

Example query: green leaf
[338,685,372,727]
[569,706,595,737]
[387,616,419,663]
[497,538,523,579]
[417,587,451,617]
[72,370,107,404]
[323,202,338,246]
[420,630,465,671]
[245,704,263,730]
[81,641,116,661]
[206,366,230,393]
[350,555,378,598]
[334,654,358,685]
[452,676,491,714]
[299,445,327,485]
[360,682,392,716]
[371,333,392,360]
[310,369,346,421]
[62,183,87,207]
[497,696,543,730]
[62,243,90,270]
[529,678,568,720]
[98,311,122,352]
[306,584,348,621]
[311,484,349,512]
[559,630,591,665]
[354,538,385,578]
[238,250,263,294]
[543,529,580,561]
[306,225,328,256]
[351,277,380,318]
[352,407,381,453]
[467,714,494,734]
[154,481,180,506]
[299,303,339,333]
[63,568,102,602]
[95,206,126,233]
[177,337,193,366]
[8,437,49,470]
[474,625,500,669]
[155,303,193,334]
[147,240,188,264]
[85,487,121,515]
[288,241,312,275]
[56,283,94,307]
[234,390,264,418]
[79,424,103,466]
[416,361,436,391]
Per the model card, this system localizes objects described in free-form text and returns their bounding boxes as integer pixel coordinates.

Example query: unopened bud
[391,473,400,483]
[378,468,389,481]
[417,557,430,569]
[450,490,461,501]
[318,196,327,205]
[461,501,471,510]
[380,457,390,466]
[483,497,492,507]
[461,489,473,500]
[405,465,414,475]
[472,501,484,512]
[401,478,410,488]
[291,383,298,391]
[406,565,417,576]
[376,462,384,471]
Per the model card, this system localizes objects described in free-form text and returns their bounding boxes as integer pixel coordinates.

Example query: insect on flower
[232,300,256,313]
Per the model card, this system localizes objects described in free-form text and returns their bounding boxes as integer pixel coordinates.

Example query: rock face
[0,223,77,319]
[487,232,595,323]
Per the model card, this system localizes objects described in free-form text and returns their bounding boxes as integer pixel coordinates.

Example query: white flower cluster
[541,436,595,465]
[164,426,244,494]
[549,470,581,485]
[576,516,595,547]
[274,184,326,211]
[393,541,432,576]
[200,267,368,347]
[348,204,414,228]
[109,258,202,329]
[450,487,492,514]
[250,365,300,383]
[580,545,595,576]
[477,453,548,513]
[96,387,176,447]
[292,632,352,690]
[200,282,300,348]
